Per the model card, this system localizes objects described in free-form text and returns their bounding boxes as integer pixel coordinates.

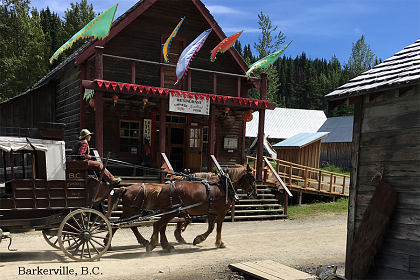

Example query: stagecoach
[0,136,115,261]
[0,135,255,261]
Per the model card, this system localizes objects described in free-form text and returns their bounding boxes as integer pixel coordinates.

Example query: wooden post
[187,71,192,91]
[208,104,216,171]
[132,61,136,84]
[94,46,104,156]
[256,73,267,181]
[159,99,167,167]
[236,77,241,97]
[2,151,7,181]
[333,176,337,193]
[212,73,217,94]
[329,173,333,193]
[304,167,308,188]
[318,170,322,190]
[298,191,303,205]
[342,176,346,194]
[283,191,288,216]
[289,164,292,186]
[80,62,87,130]
[263,167,268,183]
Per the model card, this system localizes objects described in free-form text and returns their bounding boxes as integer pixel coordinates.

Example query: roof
[326,38,420,100]
[273,132,329,149]
[1,0,249,105]
[246,108,327,139]
[318,116,353,143]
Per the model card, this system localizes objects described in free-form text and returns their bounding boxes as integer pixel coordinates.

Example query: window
[189,128,201,148]
[120,121,140,154]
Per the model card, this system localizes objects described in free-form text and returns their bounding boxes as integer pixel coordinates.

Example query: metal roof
[246,108,327,139]
[318,116,353,143]
[273,132,329,148]
[326,38,420,100]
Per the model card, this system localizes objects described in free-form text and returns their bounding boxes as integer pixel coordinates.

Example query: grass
[287,198,348,220]
[321,165,350,176]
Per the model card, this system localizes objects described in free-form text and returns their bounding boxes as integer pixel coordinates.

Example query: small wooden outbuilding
[318,116,353,169]
[273,132,328,169]
[326,39,420,279]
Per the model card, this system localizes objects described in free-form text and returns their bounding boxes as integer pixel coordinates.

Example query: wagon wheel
[42,229,60,249]
[57,209,112,261]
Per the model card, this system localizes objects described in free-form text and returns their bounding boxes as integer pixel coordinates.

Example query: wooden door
[186,126,202,172]
[166,125,185,172]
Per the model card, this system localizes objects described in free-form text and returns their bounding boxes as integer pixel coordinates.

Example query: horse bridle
[244,173,257,198]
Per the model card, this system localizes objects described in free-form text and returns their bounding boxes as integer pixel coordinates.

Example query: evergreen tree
[252,11,286,104]
[347,35,377,77]
[40,7,64,68]
[0,0,48,100]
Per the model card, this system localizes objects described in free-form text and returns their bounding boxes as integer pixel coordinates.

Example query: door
[167,126,185,172]
[186,126,202,172]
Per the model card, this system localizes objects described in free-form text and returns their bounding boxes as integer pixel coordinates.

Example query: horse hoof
[164,245,174,252]
[176,238,187,244]
[216,242,226,248]
[193,236,202,245]
[140,241,150,247]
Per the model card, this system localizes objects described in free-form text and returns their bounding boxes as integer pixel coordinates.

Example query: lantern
[89,98,95,110]
[142,98,148,108]
[224,107,230,116]
[242,109,253,122]
[112,95,119,106]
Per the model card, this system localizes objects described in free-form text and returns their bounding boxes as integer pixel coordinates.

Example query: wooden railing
[246,156,349,198]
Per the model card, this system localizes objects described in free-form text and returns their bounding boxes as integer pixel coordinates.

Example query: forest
[0,0,380,117]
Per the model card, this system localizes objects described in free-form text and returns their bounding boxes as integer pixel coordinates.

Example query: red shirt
[77,141,91,160]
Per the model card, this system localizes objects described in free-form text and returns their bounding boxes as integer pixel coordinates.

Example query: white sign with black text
[169,94,210,115]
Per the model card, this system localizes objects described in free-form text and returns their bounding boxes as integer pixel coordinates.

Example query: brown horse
[107,165,256,252]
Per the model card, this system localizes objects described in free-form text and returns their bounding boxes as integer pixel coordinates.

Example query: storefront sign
[224,137,238,149]
[169,94,210,115]
[143,119,151,143]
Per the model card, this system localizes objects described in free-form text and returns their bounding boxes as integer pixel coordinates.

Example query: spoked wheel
[57,209,112,261]
[42,229,60,249]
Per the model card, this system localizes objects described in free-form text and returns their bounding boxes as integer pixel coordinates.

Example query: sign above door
[169,94,210,115]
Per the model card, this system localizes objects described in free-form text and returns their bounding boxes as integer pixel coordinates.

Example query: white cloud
[222,27,259,33]
[206,5,246,15]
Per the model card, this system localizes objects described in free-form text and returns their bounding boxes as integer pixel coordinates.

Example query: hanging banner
[169,94,210,115]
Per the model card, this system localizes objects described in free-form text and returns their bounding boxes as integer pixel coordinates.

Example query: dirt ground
[0,213,347,280]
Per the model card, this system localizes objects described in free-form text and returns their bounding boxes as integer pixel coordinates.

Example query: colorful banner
[162,17,185,63]
[49,4,118,63]
[175,29,212,85]
[211,30,242,62]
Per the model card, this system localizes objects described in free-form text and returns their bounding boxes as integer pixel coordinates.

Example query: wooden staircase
[225,183,287,221]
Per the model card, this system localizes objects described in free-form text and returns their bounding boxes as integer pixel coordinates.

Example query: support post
[94,46,104,156]
[132,61,136,84]
[208,104,216,172]
[80,63,87,130]
[256,73,267,181]
[159,99,167,167]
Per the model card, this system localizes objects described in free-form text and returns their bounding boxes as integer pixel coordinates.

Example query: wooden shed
[273,132,328,169]
[0,0,274,178]
[326,39,420,279]
[318,116,353,169]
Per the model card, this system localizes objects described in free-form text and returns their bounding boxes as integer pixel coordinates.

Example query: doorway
[167,126,185,171]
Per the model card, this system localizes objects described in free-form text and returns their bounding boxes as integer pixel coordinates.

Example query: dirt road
[0,214,347,280]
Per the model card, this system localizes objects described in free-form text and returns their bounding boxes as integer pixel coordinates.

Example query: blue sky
[31,0,420,65]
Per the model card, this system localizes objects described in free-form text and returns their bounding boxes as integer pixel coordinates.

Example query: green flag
[49,4,118,63]
[246,41,292,77]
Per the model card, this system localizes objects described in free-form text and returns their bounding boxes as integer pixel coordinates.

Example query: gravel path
[0,214,347,280]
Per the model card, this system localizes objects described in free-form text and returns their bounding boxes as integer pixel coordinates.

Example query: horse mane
[226,166,247,183]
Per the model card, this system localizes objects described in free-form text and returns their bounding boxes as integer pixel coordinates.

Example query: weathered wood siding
[275,140,322,169]
[349,85,420,279]
[320,142,352,169]
[55,64,81,148]
[0,84,55,129]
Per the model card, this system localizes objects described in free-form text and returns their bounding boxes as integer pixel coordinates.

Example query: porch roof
[82,79,276,110]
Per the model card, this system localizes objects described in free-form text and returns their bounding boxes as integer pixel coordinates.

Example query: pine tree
[0,0,48,100]
[347,35,377,78]
[40,7,64,68]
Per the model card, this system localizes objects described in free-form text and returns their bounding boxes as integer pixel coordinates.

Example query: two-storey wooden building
[0,0,274,177]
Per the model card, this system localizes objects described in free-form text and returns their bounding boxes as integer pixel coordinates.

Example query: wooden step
[233,209,284,214]
[234,203,283,208]
[225,214,287,220]
[237,199,279,204]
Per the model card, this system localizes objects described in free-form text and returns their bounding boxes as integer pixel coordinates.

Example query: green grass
[287,198,348,220]
[321,165,350,176]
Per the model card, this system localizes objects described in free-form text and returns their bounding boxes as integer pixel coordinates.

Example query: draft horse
[108,165,257,252]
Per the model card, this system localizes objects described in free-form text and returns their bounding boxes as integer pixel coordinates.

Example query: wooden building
[0,0,274,178]
[326,39,420,279]
[273,132,328,169]
[318,116,353,169]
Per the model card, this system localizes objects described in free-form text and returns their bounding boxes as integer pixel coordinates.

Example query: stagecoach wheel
[57,209,112,261]
[42,229,60,249]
